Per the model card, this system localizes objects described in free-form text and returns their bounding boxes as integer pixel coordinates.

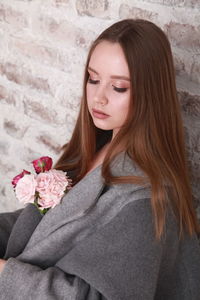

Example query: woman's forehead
[88,41,130,78]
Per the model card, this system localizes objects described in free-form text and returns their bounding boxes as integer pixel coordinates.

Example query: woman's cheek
[87,85,94,103]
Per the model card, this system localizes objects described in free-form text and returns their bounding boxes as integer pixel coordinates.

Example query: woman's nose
[94,85,108,106]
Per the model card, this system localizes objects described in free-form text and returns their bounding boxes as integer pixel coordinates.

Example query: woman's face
[86,41,131,138]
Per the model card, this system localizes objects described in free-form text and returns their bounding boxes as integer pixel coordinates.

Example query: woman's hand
[0,259,6,273]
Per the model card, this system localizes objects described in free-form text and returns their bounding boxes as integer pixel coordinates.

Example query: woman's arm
[57,197,167,300]
[0,209,22,258]
[0,198,170,300]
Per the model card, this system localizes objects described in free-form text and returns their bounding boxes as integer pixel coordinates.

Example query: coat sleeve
[0,198,173,300]
[0,209,22,258]
[57,198,170,300]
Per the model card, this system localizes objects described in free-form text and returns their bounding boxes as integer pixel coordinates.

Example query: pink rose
[32,156,53,174]
[12,170,31,188]
[36,169,69,209]
[15,174,37,204]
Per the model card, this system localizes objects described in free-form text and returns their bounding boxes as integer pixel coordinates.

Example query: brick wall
[0,0,199,215]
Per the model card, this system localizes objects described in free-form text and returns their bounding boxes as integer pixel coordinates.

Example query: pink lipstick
[92,109,110,119]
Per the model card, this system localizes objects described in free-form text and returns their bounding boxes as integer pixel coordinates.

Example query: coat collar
[23,163,105,249]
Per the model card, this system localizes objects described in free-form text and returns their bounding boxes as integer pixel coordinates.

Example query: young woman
[0,19,200,299]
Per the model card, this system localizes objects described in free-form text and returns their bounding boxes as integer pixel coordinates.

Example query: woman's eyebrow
[88,66,130,81]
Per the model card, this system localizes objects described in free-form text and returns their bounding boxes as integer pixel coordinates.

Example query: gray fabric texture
[0,153,200,299]
[0,208,22,258]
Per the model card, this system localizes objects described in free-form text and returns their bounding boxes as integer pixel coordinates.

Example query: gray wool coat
[0,153,200,300]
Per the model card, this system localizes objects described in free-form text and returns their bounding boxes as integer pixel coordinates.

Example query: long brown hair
[55,19,199,239]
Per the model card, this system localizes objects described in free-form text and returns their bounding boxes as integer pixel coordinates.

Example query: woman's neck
[87,143,111,175]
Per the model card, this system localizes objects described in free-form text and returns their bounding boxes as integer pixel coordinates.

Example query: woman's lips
[92,109,110,119]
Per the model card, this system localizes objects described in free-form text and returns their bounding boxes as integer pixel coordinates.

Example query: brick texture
[180,92,200,119]
[76,0,109,18]
[136,0,200,7]
[3,120,28,139]
[0,62,51,94]
[165,22,200,53]
[119,4,158,21]
[0,0,199,222]
[0,3,28,29]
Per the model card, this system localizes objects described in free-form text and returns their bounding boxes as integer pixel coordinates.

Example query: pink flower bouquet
[12,156,71,215]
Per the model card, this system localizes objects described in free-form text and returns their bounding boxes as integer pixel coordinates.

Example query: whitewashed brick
[179,92,200,119]
[76,0,109,18]
[165,22,200,53]
[3,120,28,139]
[135,0,200,7]
[36,133,62,155]
[0,62,51,94]
[0,141,10,155]
[0,3,28,29]
[119,4,158,21]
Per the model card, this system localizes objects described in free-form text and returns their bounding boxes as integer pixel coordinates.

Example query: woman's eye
[113,86,128,93]
[88,78,99,84]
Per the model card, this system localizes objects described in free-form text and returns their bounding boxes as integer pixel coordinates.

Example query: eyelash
[88,78,128,93]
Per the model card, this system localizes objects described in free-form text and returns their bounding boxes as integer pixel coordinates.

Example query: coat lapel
[21,164,105,250]
[14,153,148,267]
